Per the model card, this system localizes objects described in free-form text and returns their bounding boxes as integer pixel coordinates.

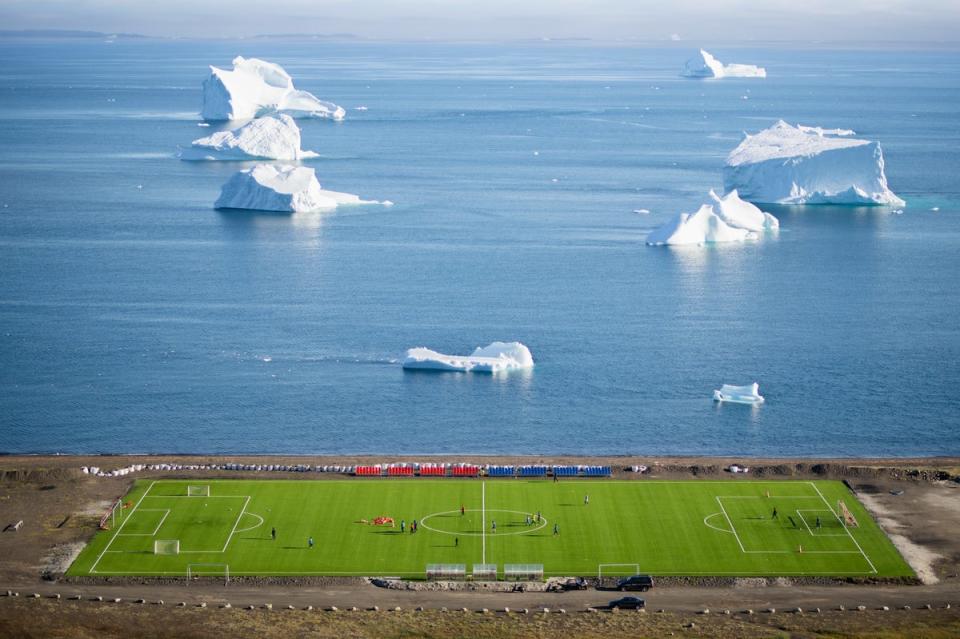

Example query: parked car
[616,574,654,592]
[608,596,645,610]
[547,577,588,592]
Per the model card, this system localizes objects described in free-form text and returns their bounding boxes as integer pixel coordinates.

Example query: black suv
[608,596,645,610]
[615,574,654,592]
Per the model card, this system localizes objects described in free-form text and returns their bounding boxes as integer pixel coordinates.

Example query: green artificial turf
[67,479,913,578]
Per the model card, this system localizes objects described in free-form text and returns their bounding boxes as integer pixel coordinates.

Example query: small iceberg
[201,56,345,121]
[214,164,381,213]
[713,383,765,405]
[708,189,779,233]
[682,49,766,79]
[180,114,318,161]
[724,120,905,206]
[402,341,534,373]
[646,204,754,246]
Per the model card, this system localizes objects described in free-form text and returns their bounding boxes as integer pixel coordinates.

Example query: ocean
[0,39,958,456]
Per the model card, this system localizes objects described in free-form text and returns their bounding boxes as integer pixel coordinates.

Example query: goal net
[187,485,210,497]
[187,564,230,585]
[154,539,180,555]
[838,500,859,528]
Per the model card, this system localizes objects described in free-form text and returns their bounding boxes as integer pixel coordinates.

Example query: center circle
[419,509,548,537]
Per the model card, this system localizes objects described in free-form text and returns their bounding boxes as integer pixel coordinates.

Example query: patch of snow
[724,120,905,206]
[181,114,317,161]
[682,49,766,79]
[402,341,534,373]
[214,164,381,213]
[201,56,345,121]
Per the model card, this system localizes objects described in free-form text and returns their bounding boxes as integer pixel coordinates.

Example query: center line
[481,480,486,564]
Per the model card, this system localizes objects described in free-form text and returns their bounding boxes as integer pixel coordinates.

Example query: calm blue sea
[1,40,958,456]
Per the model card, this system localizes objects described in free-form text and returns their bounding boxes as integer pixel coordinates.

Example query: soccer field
[68,479,913,578]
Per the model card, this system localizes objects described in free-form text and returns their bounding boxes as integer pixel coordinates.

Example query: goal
[187,564,230,585]
[187,485,210,497]
[154,539,180,555]
[838,500,859,528]
[598,563,640,579]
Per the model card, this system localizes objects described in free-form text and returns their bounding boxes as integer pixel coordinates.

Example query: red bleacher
[355,465,382,476]
[418,465,446,476]
[451,465,479,477]
[387,466,414,476]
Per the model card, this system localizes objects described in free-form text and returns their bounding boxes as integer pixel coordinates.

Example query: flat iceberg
[201,56,345,122]
[402,341,534,373]
[214,164,378,213]
[724,120,905,206]
[646,204,755,246]
[708,189,779,233]
[713,383,765,405]
[682,49,766,79]
[180,114,318,161]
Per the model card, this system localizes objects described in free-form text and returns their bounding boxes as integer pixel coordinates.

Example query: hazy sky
[2,0,958,42]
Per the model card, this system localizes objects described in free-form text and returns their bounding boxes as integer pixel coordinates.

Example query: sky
[1,0,958,42]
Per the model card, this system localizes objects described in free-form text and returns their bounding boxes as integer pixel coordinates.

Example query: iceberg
[713,383,765,405]
[201,56,345,121]
[708,189,779,232]
[724,121,905,206]
[646,204,757,246]
[682,49,766,79]
[402,341,534,373]
[214,164,378,213]
[180,114,318,161]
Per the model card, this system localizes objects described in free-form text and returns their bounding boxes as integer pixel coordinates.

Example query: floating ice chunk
[646,204,755,246]
[633,208,650,214]
[214,164,380,213]
[354,106,368,111]
[708,189,779,232]
[724,121,904,206]
[681,50,766,79]
[201,56,345,121]
[402,341,534,373]
[713,383,765,405]
[797,124,855,137]
[181,115,318,161]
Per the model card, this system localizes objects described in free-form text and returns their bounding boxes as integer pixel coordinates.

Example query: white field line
[809,482,877,574]
[117,509,170,537]
[88,568,880,576]
[796,509,849,537]
[715,496,747,553]
[481,481,486,564]
[90,480,156,574]
[222,496,251,552]
[703,512,735,534]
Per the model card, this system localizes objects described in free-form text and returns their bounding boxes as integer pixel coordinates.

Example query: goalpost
[187,564,230,586]
[154,539,180,555]
[598,563,640,579]
[187,485,210,497]
[838,500,859,528]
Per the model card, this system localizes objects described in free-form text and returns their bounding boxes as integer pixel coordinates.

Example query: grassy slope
[68,479,912,577]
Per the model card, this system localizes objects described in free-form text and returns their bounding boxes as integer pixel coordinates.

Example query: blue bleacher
[487,465,515,477]
[582,466,612,477]
[518,465,547,477]
[552,466,578,476]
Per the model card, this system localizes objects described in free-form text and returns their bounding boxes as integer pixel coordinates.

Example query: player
[400,519,406,533]
[491,520,497,533]
[553,522,559,536]
[816,516,822,530]
[584,494,589,505]
[460,505,465,516]
[308,536,314,549]
[271,527,277,541]
[455,537,459,547]
[772,507,778,519]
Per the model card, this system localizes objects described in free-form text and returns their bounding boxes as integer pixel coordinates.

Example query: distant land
[0,29,148,39]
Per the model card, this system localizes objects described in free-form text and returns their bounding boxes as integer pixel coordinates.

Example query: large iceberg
[402,342,534,373]
[713,383,765,405]
[214,164,378,213]
[724,121,905,206]
[646,204,755,246]
[682,49,766,79]
[201,56,345,121]
[180,115,318,161]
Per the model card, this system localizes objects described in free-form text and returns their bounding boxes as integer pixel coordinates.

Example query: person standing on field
[308,536,314,549]
[584,494,589,505]
[271,527,276,541]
